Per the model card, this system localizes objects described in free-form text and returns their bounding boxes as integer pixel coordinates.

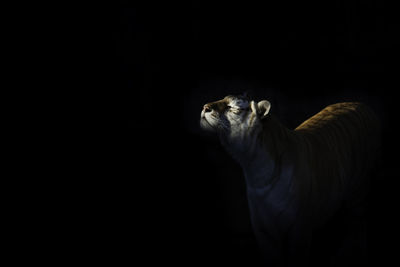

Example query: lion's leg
[287,224,312,267]
[254,230,284,267]
[330,206,368,267]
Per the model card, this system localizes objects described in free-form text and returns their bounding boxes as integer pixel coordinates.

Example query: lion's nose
[203,104,212,113]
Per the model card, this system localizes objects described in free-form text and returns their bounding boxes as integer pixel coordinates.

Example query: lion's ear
[250,101,258,115]
[257,100,271,119]
[241,91,249,99]
[241,90,254,100]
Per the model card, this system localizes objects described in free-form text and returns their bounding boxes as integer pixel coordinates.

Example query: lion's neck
[220,115,295,189]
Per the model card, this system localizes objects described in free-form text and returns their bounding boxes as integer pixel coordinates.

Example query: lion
[200,93,381,266]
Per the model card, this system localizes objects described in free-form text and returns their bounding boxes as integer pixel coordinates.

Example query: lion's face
[200,94,271,139]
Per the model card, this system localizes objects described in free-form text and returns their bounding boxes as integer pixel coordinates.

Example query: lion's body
[201,97,381,266]
[291,102,380,228]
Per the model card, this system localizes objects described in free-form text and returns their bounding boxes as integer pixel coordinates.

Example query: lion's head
[200,94,271,139]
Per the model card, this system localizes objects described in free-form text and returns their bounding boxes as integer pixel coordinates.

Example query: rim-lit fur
[200,96,381,265]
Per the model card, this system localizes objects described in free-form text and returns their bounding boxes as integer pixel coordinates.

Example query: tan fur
[260,102,381,226]
[201,97,381,265]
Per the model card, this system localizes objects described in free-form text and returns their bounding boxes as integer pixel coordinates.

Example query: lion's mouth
[200,116,216,132]
[201,116,211,126]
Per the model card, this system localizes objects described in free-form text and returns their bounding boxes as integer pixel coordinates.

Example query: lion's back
[296,102,378,133]
[295,102,381,154]
[293,102,381,224]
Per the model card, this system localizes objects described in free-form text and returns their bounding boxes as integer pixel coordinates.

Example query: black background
[101,1,399,265]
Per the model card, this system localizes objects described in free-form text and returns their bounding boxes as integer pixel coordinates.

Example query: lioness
[200,93,380,266]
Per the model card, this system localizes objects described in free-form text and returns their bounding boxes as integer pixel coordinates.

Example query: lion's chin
[200,117,217,132]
